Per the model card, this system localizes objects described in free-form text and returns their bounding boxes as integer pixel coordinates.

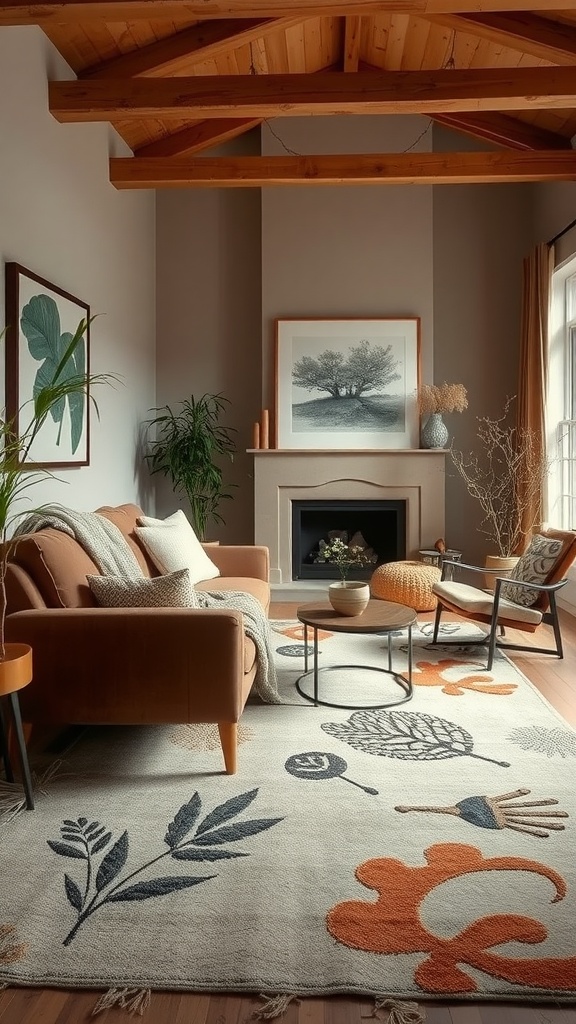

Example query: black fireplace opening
[292,499,407,581]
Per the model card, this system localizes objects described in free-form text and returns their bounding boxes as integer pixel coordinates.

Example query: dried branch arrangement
[450,398,547,557]
[418,383,468,415]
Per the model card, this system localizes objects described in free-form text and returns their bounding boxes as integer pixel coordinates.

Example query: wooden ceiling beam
[343,16,362,72]
[80,17,300,79]
[428,12,576,64]
[136,117,262,156]
[109,150,576,189]
[4,0,576,27]
[49,67,576,122]
[431,112,572,151]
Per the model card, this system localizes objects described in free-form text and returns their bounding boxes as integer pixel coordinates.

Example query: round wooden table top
[296,599,417,634]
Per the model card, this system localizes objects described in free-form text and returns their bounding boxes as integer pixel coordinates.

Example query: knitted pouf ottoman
[370,560,442,612]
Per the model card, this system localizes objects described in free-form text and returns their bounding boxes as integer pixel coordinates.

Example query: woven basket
[370,560,442,612]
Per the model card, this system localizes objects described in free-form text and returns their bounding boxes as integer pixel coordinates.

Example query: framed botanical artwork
[5,262,90,467]
[274,317,421,450]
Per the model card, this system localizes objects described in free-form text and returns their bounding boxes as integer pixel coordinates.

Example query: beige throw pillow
[135,509,220,586]
[87,569,199,608]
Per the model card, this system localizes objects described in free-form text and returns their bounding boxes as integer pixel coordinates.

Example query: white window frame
[548,256,576,611]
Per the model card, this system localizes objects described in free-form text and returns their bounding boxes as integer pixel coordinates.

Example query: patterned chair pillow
[500,535,564,608]
[87,568,200,608]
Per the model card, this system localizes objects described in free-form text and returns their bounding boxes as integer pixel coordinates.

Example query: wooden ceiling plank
[431,111,571,150]
[135,116,261,155]
[427,12,576,65]
[6,1,576,28]
[49,66,576,121]
[343,15,361,71]
[80,16,299,77]
[109,150,576,188]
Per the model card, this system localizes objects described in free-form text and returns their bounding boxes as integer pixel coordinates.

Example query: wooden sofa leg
[217,722,238,775]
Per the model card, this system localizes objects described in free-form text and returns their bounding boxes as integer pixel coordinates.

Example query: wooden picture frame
[274,317,421,450]
[5,262,91,467]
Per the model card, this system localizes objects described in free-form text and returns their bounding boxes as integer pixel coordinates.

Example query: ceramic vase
[328,581,370,617]
[421,412,449,449]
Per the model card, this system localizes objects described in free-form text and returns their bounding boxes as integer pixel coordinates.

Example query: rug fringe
[252,994,299,1019]
[372,997,425,1023]
[91,987,152,1016]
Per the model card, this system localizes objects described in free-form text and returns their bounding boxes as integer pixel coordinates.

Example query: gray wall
[155,132,262,543]
[155,116,535,556]
[0,26,156,514]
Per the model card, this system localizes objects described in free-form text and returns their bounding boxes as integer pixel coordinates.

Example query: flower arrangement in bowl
[314,537,375,616]
[418,382,468,449]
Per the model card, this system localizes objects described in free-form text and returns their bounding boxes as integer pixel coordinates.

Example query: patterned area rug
[1,621,576,1004]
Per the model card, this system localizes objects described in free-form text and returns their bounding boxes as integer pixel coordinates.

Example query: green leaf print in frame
[4,263,91,467]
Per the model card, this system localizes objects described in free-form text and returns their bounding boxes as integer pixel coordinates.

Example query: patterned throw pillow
[87,569,200,608]
[500,535,564,608]
[135,510,220,586]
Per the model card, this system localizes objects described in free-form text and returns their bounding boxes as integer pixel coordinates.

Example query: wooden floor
[1,603,575,1024]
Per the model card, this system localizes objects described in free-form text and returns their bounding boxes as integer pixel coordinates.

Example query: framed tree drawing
[5,262,91,467]
[274,318,421,450]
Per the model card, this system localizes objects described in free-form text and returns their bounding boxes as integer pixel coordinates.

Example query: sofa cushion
[135,510,220,586]
[97,504,155,577]
[88,569,199,608]
[11,530,100,608]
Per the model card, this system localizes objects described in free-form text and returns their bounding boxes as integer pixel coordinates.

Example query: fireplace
[292,499,406,580]
[252,449,446,594]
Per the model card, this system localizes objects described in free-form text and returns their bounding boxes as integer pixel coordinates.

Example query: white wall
[0,27,156,515]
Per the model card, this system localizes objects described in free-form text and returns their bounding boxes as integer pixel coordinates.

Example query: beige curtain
[516,242,554,550]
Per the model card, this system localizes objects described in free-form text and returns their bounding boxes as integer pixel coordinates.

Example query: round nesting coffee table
[296,599,416,710]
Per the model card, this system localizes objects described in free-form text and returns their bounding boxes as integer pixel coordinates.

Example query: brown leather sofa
[4,504,271,774]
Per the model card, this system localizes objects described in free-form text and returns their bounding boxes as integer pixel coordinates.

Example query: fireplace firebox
[292,499,406,581]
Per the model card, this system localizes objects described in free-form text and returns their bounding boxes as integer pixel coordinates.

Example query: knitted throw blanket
[15,507,280,704]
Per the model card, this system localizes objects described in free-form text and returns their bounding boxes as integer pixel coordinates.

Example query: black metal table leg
[0,697,15,783]
[8,692,34,810]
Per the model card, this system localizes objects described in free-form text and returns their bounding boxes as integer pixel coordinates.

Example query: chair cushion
[433,581,543,625]
[135,510,220,586]
[87,569,199,608]
[500,534,564,607]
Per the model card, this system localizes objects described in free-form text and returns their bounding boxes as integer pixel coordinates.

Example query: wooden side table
[0,643,35,810]
[296,599,416,710]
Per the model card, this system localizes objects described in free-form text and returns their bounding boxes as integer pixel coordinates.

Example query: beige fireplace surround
[253,450,446,593]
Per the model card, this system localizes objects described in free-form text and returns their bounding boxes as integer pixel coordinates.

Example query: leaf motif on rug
[0,924,28,966]
[276,644,316,658]
[326,842,576,994]
[285,752,378,796]
[321,710,511,768]
[508,726,576,759]
[396,787,568,838]
[170,722,254,752]
[413,659,518,697]
[47,791,284,947]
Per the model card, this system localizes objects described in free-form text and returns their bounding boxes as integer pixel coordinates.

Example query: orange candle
[261,409,270,450]
[252,421,261,450]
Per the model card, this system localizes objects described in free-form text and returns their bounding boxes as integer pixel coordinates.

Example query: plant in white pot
[450,397,548,588]
[314,537,374,616]
[0,310,114,809]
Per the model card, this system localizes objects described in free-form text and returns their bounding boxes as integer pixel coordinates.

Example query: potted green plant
[143,393,237,541]
[0,311,114,806]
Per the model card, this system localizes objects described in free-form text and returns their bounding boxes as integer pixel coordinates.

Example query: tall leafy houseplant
[0,314,114,659]
[144,394,237,541]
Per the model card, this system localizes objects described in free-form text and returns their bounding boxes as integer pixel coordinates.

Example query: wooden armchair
[430,528,576,670]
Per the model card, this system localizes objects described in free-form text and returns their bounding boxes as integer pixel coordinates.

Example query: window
[548,260,576,530]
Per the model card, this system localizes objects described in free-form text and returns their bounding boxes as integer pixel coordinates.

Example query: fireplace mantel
[252,448,446,589]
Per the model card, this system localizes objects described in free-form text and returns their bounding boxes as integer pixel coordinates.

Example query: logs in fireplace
[291,499,406,581]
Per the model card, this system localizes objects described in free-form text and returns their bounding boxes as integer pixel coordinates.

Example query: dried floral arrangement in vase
[418,382,468,449]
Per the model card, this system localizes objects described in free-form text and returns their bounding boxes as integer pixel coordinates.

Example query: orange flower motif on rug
[414,659,518,696]
[327,843,576,994]
[279,624,333,642]
[0,924,27,966]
